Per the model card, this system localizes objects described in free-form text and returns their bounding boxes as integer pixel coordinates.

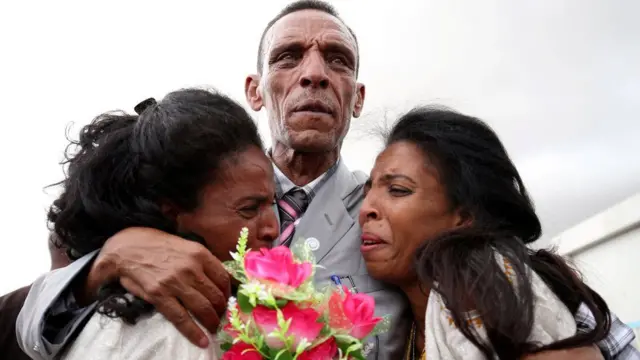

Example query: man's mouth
[294,101,333,115]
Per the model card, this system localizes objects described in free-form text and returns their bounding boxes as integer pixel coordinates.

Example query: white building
[552,192,640,347]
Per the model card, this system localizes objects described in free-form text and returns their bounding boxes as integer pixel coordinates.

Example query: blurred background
[1,0,639,336]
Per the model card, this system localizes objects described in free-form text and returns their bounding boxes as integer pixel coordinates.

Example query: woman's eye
[388,185,412,196]
[239,205,260,218]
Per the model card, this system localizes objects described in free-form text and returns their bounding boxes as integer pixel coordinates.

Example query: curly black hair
[48,88,263,323]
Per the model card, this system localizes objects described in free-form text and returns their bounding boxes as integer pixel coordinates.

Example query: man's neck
[400,281,430,354]
[271,142,339,186]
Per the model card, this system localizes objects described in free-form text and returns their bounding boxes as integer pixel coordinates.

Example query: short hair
[256,0,360,75]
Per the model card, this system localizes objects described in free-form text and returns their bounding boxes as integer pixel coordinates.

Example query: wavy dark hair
[48,88,263,323]
[387,107,610,359]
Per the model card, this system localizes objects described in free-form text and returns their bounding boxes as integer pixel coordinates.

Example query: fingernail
[199,337,209,348]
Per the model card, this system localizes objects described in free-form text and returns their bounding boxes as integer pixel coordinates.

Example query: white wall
[553,192,640,327]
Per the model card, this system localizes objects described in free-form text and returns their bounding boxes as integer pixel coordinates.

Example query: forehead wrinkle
[262,10,357,71]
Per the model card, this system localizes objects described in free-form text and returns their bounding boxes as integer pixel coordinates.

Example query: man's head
[245,0,365,153]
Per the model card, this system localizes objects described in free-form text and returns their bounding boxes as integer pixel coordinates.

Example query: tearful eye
[239,205,260,218]
[388,185,412,197]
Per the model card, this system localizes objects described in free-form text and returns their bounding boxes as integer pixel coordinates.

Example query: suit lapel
[292,161,361,263]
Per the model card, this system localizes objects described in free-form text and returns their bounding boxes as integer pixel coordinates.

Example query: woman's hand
[83,227,231,348]
[522,345,604,360]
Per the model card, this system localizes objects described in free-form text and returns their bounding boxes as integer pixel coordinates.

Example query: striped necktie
[277,188,310,247]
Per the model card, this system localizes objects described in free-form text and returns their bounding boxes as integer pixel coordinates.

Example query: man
[0,235,69,360]
[16,1,638,359]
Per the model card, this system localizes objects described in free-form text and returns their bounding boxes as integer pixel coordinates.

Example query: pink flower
[328,287,382,339]
[221,342,263,360]
[244,246,313,288]
[252,302,324,350]
[298,337,338,360]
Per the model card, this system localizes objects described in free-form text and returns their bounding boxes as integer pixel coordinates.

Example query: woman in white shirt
[358,106,614,359]
[52,88,279,360]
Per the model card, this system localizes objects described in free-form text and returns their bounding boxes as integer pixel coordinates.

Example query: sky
[1,0,639,294]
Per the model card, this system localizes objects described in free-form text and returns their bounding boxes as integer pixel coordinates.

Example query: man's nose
[299,52,329,89]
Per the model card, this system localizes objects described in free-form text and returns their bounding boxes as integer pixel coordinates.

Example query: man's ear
[245,74,264,112]
[352,83,366,118]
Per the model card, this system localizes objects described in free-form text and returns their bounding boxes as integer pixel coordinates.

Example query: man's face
[246,10,365,152]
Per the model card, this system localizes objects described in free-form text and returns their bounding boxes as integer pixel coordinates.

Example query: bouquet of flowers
[218,228,389,360]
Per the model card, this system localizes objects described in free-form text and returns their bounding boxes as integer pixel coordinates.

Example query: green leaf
[220,342,232,351]
[275,298,289,308]
[334,333,359,346]
[348,349,366,360]
[237,292,255,313]
[281,318,292,334]
[346,342,363,353]
[274,349,294,360]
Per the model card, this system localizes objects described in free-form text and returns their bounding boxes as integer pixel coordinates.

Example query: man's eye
[277,52,296,62]
[329,56,347,65]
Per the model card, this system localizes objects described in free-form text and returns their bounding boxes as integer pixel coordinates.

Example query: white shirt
[424,252,577,359]
[62,311,220,360]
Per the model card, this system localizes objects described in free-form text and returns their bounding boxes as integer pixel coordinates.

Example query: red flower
[221,342,263,360]
[327,287,382,339]
[297,337,338,360]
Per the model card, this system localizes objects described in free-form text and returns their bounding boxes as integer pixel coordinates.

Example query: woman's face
[359,141,463,285]
[176,146,278,262]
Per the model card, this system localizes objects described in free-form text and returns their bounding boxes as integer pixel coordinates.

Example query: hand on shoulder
[85,227,231,348]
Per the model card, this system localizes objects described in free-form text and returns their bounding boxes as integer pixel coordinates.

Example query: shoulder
[0,285,30,315]
[332,160,367,191]
[351,169,368,186]
[62,311,219,360]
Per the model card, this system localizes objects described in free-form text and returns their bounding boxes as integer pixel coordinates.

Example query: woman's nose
[259,206,279,243]
[359,193,380,226]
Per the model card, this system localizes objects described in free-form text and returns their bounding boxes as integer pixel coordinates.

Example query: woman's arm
[16,227,231,360]
[522,345,604,360]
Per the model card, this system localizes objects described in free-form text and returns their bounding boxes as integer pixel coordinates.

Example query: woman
[359,107,612,359]
[54,88,279,359]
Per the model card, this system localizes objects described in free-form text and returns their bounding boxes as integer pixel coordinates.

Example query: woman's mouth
[360,233,387,252]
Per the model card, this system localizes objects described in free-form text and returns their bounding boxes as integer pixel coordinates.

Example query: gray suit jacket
[289,161,411,360]
[16,161,411,360]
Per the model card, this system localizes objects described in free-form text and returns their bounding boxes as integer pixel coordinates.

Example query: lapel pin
[305,237,320,251]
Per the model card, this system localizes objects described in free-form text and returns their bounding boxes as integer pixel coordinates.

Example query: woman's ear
[453,208,474,228]
[163,204,192,234]
[161,203,181,224]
